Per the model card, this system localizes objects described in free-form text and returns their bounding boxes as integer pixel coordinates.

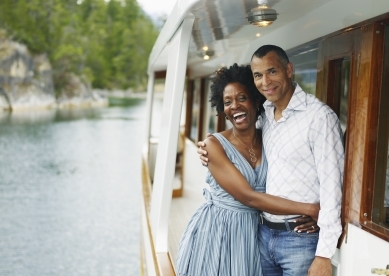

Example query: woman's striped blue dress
[176,133,267,276]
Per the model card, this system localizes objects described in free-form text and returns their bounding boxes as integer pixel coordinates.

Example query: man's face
[251,51,294,107]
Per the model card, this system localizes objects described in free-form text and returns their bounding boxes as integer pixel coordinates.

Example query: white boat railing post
[149,15,195,253]
[144,72,155,155]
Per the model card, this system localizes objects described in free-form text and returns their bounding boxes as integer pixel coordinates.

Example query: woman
[175,64,318,276]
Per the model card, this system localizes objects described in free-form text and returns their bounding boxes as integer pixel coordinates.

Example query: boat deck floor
[168,171,206,268]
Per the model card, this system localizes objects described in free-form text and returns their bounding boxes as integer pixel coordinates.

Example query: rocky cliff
[0,38,107,112]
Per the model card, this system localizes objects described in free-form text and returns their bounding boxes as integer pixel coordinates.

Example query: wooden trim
[325,59,338,114]
[197,78,206,141]
[172,132,185,198]
[184,79,194,138]
[155,71,167,79]
[155,69,189,79]
[157,253,176,275]
[361,222,389,243]
[186,78,204,142]
[141,157,153,220]
[141,155,176,275]
[339,47,361,247]
[172,188,183,197]
[316,24,389,244]
[359,22,384,223]
[216,114,226,132]
[338,22,388,242]
[317,27,363,247]
[373,24,389,226]
[141,156,161,275]
[315,40,325,102]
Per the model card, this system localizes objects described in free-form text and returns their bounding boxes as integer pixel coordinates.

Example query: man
[198,45,344,276]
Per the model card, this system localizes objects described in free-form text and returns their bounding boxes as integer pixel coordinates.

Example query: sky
[137,0,176,17]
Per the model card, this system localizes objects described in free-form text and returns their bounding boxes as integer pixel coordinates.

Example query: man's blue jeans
[258,223,319,275]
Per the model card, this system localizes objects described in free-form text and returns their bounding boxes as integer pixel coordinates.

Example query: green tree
[0,0,159,93]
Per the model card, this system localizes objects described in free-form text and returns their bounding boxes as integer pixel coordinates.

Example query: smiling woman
[175,64,267,276]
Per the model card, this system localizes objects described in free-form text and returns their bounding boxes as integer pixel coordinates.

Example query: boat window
[308,18,389,242]
[329,57,350,133]
[381,147,389,227]
[372,24,389,230]
[189,78,201,142]
[288,44,318,96]
[204,79,217,135]
[339,58,350,133]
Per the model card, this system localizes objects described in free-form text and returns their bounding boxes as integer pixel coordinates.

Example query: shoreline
[0,90,165,113]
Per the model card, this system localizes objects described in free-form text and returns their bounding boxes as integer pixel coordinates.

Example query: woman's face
[223,82,257,130]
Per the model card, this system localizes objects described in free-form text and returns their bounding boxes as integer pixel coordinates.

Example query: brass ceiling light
[247,1,278,27]
[197,48,215,60]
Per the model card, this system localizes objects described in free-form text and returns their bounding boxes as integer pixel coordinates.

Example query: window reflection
[205,79,217,135]
[289,45,318,96]
[373,24,389,228]
[339,58,350,133]
[190,79,201,142]
[385,151,389,225]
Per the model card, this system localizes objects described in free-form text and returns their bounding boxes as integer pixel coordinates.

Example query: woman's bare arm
[206,136,319,220]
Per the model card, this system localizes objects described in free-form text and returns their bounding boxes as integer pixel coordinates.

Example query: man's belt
[260,216,305,231]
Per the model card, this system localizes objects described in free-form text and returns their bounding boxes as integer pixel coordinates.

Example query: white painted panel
[335,224,389,275]
[149,16,195,253]
[183,139,208,193]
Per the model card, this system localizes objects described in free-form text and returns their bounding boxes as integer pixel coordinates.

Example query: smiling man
[250,45,344,276]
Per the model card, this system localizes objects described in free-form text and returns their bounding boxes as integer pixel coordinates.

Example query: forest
[0,0,160,93]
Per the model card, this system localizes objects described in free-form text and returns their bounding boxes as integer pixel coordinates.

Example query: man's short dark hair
[251,45,289,66]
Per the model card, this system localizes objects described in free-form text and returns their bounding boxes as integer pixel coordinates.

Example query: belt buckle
[260,213,264,225]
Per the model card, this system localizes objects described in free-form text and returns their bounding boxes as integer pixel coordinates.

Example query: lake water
[0,98,151,276]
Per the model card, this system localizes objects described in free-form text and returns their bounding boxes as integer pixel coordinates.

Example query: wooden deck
[168,140,208,269]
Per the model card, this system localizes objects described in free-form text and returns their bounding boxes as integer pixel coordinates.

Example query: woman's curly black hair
[209,63,266,117]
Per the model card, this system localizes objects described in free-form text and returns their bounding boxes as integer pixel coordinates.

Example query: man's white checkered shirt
[259,83,344,258]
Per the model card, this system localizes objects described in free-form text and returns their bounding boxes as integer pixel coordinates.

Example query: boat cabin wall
[179,15,389,275]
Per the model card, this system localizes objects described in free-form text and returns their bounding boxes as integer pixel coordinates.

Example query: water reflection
[0,101,147,275]
[0,109,57,124]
